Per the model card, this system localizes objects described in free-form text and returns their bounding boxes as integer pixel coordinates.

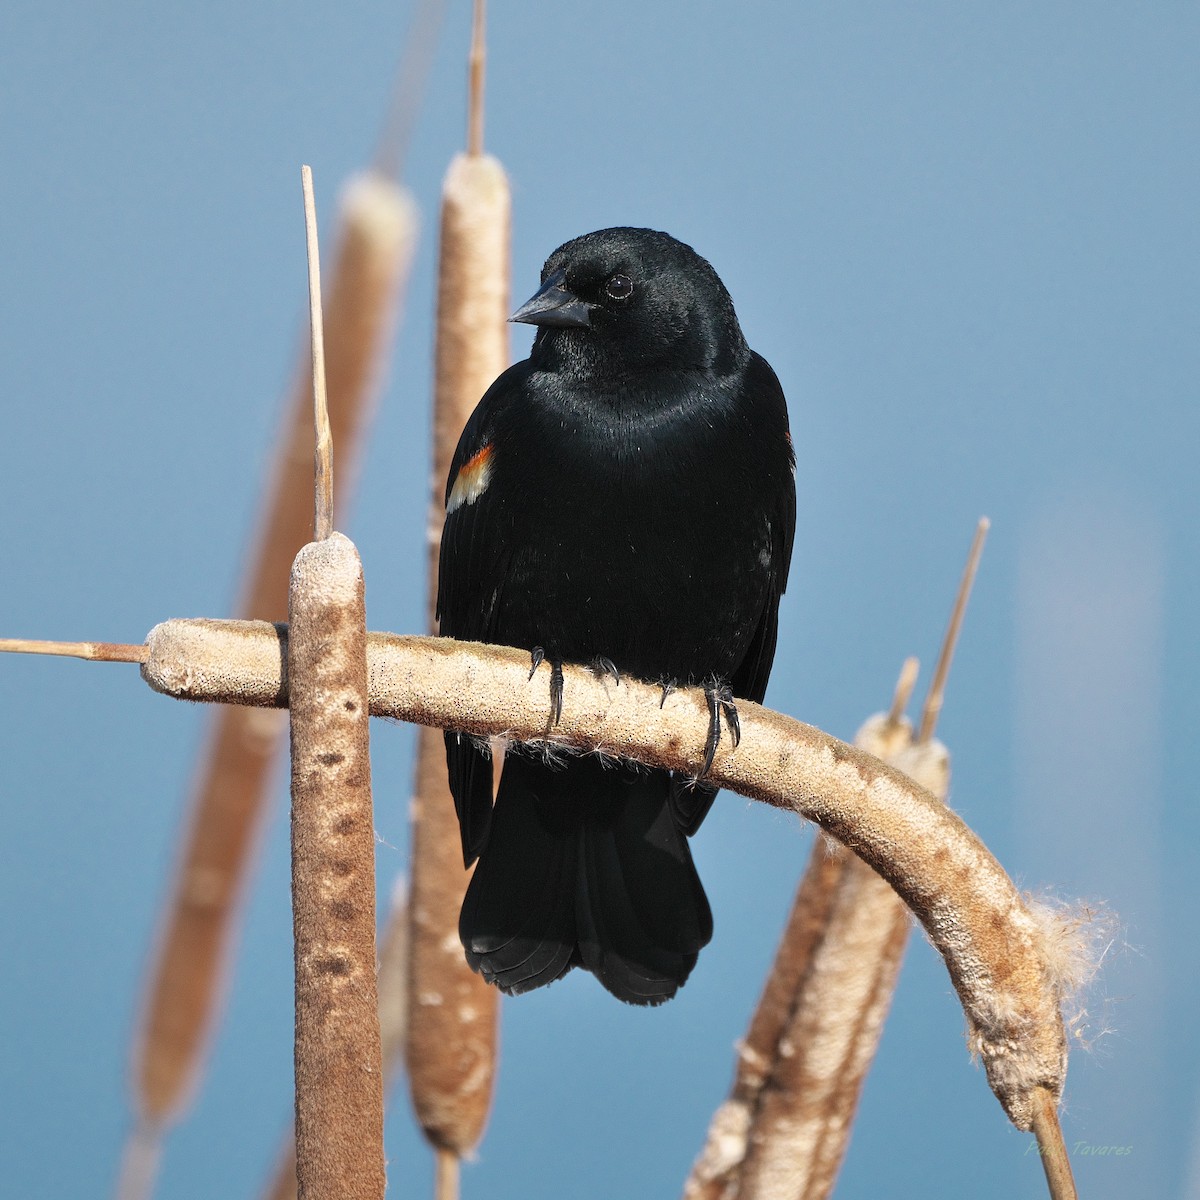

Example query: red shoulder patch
[447,443,495,514]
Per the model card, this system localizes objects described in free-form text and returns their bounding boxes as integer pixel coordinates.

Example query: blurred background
[1,3,1195,1196]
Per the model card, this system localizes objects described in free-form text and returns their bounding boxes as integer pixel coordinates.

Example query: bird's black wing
[670,352,797,836]
[437,362,531,866]
[729,355,797,705]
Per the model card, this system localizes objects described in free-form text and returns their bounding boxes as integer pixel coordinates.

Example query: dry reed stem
[467,0,486,156]
[128,173,415,1132]
[0,637,148,662]
[140,618,1069,1133]
[263,1140,299,1200]
[377,878,411,1086]
[113,1121,163,1200]
[1031,1085,1079,1200]
[918,518,988,743]
[406,148,509,1158]
[435,1147,460,1200]
[887,656,919,726]
[288,534,384,1199]
[373,0,450,180]
[301,166,334,541]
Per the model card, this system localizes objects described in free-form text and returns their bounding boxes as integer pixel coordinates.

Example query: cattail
[262,878,408,1200]
[682,659,921,1200]
[405,1,506,1186]
[288,533,383,1199]
[125,170,416,1181]
[687,522,994,1200]
[286,167,385,1198]
[729,733,948,1200]
[133,615,1071,1138]
[18,612,1078,1148]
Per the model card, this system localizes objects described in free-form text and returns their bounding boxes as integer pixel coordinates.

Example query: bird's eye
[604,273,634,301]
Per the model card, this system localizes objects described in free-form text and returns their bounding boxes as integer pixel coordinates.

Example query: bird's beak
[510,268,593,328]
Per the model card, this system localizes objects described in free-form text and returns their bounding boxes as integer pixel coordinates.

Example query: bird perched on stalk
[438,227,795,1005]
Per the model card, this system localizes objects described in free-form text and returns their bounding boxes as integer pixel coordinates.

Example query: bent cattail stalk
[288,534,384,1199]
[128,173,416,1147]
[406,3,508,1174]
[139,617,1070,1137]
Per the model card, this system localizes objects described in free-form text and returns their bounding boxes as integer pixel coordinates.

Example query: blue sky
[2,3,1196,1197]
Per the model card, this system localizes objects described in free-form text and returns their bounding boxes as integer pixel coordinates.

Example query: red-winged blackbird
[438,227,796,1005]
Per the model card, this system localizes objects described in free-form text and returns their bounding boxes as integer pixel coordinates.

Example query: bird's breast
[489,395,772,683]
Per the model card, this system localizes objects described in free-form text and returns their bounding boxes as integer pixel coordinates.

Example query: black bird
[437,227,795,1005]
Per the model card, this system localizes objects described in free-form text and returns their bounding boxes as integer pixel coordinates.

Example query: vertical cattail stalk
[126,171,415,1176]
[264,879,408,1200]
[406,158,508,1158]
[287,169,384,1198]
[406,1,507,1182]
[288,534,383,1198]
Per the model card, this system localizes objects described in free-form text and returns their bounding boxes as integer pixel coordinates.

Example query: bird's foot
[529,646,565,726]
[701,680,741,776]
[659,678,678,709]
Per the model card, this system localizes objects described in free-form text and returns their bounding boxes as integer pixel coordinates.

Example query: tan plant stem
[404,135,509,1162]
[373,0,450,179]
[1031,1085,1079,1200]
[302,166,334,541]
[887,656,919,727]
[376,879,411,1092]
[467,0,486,156]
[140,617,1068,1133]
[113,1121,162,1200]
[287,536,384,1199]
[126,173,415,1142]
[917,517,988,743]
[0,637,148,662]
[435,1147,460,1200]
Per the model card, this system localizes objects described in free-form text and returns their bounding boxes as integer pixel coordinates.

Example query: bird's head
[512,227,748,380]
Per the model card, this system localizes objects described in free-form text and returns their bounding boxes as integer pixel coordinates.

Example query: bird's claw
[529,647,566,726]
[591,656,621,685]
[549,660,564,726]
[659,678,677,709]
[701,681,740,776]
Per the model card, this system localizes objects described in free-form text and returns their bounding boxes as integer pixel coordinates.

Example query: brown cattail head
[288,533,384,1199]
[428,152,510,591]
[406,147,510,1158]
[129,172,416,1132]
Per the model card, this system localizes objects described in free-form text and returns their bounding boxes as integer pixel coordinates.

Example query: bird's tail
[458,753,713,1005]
